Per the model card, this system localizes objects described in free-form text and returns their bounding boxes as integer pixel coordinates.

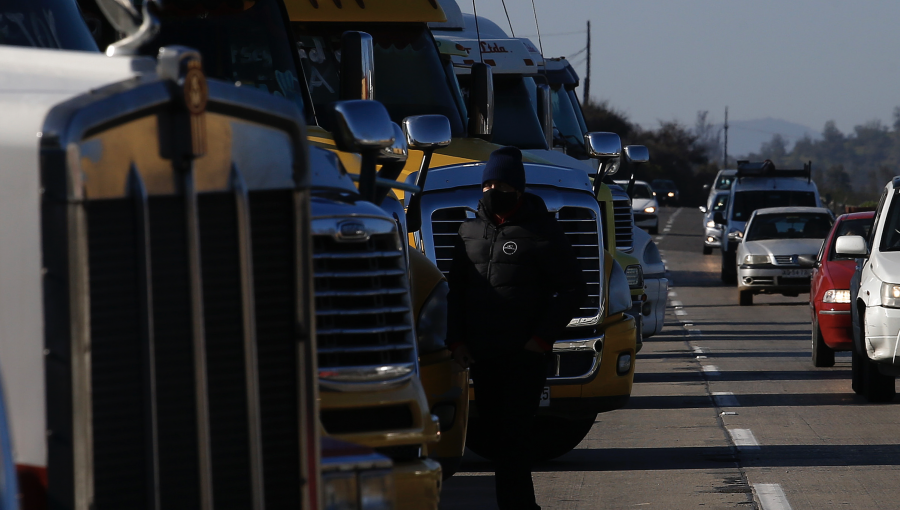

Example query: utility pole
[723,106,729,168]
[584,20,591,104]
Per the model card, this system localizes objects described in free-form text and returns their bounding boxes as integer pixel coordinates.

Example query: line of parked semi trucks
[700,161,900,409]
[0,0,676,508]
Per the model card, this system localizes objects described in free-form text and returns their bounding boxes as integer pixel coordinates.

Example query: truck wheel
[720,250,737,285]
[811,318,835,367]
[738,290,753,306]
[703,246,712,255]
[530,416,597,461]
[851,349,864,394]
[465,415,596,462]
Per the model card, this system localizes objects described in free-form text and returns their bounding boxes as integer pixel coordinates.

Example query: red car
[810,211,875,367]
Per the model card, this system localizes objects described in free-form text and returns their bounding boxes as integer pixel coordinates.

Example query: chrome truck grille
[429,207,602,326]
[609,184,635,253]
[312,218,417,387]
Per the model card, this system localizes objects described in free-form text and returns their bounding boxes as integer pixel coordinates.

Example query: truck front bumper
[394,458,442,510]
[419,349,468,474]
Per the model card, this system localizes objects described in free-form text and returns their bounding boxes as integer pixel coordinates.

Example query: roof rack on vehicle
[735,159,811,183]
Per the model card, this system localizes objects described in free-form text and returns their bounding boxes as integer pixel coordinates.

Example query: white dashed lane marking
[728,428,760,450]
[754,484,793,510]
[712,392,740,407]
[702,365,720,375]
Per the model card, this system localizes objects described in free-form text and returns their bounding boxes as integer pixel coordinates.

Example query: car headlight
[608,261,632,315]
[624,264,643,289]
[823,289,851,304]
[643,206,656,214]
[706,220,716,228]
[323,471,358,510]
[667,192,675,197]
[360,469,395,510]
[743,254,770,265]
[417,280,448,353]
[882,283,900,308]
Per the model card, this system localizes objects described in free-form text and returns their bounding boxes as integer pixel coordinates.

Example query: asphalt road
[439,206,900,510]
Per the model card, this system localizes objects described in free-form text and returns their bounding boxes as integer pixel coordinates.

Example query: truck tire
[739,290,753,306]
[465,415,596,462]
[721,250,737,285]
[811,318,835,367]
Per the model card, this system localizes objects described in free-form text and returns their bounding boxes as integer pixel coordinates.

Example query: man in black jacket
[447,146,586,510]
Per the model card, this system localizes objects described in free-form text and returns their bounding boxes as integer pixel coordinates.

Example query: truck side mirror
[536,83,553,150]
[403,115,452,232]
[95,0,142,36]
[330,100,395,202]
[624,145,649,164]
[340,31,375,101]
[468,62,494,141]
[713,211,726,225]
[584,131,622,195]
[373,123,409,205]
[835,235,868,257]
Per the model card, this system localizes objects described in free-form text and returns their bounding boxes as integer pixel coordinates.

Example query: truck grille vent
[612,199,634,253]
[312,231,416,382]
[429,207,601,323]
[83,188,304,509]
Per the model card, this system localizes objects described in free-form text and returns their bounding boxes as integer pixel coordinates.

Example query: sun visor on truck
[437,37,538,75]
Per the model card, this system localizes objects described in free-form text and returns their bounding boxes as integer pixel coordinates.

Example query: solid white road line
[702,365,720,375]
[728,428,760,450]
[712,392,740,407]
[754,484,792,510]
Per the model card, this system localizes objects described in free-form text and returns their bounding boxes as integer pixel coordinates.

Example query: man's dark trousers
[472,349,549,510]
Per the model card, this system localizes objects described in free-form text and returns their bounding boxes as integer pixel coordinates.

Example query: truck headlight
[608,261,632,315]
[360,469,395,510]
[743,255,770,265]
[323,472,358,510]
[643,206,656,214]
[624,264,643,289]
[882,283,900,308]
[823,289,851,303]
[417,281,449,353]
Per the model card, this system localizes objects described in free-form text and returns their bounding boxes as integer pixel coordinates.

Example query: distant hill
[719,118,821,157]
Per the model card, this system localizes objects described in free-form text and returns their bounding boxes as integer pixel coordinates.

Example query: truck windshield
[552,85,587,154]
[0,0,97,51]
[458,74,545,149]
[293,22,465,137]
[731,190,817,221]
[745,213,833,241]
[149,0,306,113]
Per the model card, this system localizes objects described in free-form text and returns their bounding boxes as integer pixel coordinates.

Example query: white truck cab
[839,177,900,402]
[717,160,821,284]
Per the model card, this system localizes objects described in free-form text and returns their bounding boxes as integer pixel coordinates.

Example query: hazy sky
[458,1,900,136]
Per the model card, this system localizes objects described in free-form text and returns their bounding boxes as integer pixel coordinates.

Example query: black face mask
[483,188,520,215]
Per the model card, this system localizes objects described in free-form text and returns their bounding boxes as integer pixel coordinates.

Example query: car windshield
[0,0,97,51]
[731,190,817,221]
[652,180,676,191]
[830,218,873,260]
[148,0,306,113]
[879,194,900,252]
[631,184,654,199]
[715,174,735,190]
[745,213,833,241]
[712,193,729,212]
[293,22,465,137]
[461,74,546,149]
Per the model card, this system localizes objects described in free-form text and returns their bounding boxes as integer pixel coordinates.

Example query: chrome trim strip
[819,310,850,315]
[232,167,265,510]
[129,166,160,510]
[183,167,213,510]
[546,335,604,384]
[68,151,94,510]
[553,338,603,352]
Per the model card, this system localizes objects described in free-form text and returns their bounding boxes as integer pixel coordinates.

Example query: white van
[716,161,821,283]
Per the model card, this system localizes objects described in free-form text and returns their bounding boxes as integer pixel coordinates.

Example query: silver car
[700,190,729,254]
[735,207,834,306]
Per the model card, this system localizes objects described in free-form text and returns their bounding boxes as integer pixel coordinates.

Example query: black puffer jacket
[447,193,587,361]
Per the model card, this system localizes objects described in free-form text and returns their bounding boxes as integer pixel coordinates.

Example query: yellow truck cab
[91,0,448,506]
